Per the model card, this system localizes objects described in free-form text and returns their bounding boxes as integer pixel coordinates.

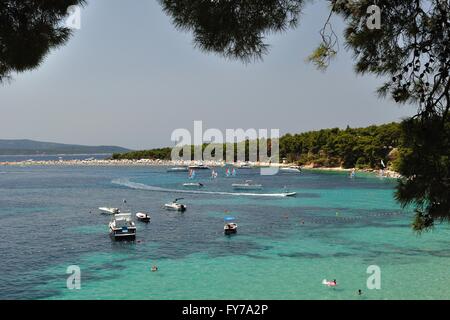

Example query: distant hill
[0,139,131,155]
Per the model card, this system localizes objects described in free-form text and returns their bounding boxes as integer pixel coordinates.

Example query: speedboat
[136,212,151,222]
[164,198,187,212]
[99,207,120,215]
[232,180,262,190]
[167,167,189,172]
[183,182,204,188]
[224,216,237,235]
[280,165,301,173]
[282,186,297,197]
[109,213,136,241]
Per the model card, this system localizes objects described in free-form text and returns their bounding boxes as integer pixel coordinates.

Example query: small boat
[99,207,120,215]
[224,216,237,235]
[136,212,151,222]
[167,167,189,172]
[109,213,136,241]
[183,182,204,188]
[164,198,187,212]
[235,162,253,169]
[188,164,210,170]
[232,180,262,190]
[282,186,297,197]
[280,166,302,173]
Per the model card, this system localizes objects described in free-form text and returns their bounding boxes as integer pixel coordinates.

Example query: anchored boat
[280,165,302,173]
[188,164,210,170]
[109,213,136,241]
[224,216,237,235]
[136,212,151,223]
[164,198,187,212]
[235,162,253,169]
[99,207,120,215]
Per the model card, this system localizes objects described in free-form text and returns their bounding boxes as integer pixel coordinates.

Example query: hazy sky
[0,0,414,150]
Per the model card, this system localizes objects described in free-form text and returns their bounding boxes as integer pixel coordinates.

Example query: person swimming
[358,289,362,295]
[151,265,158,272]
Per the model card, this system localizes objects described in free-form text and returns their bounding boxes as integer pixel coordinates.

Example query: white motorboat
[281,186,297,197]
[232,180,263,190]
[99,207,120,215]
[109,213,136,240]
[224,223,237,234]
[235,162,253,169]
[224,216,237,235]
[136,212,151,222]
[164,198,187,212]
[280,166,302,173]
[167,167,189,172]
[183,182,204,188]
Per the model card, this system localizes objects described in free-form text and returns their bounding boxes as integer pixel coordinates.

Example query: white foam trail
[112,178,293,198]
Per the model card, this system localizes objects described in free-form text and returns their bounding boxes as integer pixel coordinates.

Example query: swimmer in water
[358,289,362,295]
[333,279,337,285]
[151,265,158,272]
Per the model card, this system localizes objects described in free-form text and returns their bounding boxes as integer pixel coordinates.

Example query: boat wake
[112,178,295,198]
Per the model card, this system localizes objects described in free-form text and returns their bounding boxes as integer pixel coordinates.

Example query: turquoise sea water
[1,165,449,300]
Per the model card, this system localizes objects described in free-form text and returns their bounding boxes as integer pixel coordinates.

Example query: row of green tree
[111,147,173,161]
[280,122,401,169]
[112,122,402,170]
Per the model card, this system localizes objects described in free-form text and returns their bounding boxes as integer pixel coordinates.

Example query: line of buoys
[297,211,403,224]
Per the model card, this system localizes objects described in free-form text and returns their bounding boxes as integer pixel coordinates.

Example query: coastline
[0,158,402,178]
[300,164,401,178]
